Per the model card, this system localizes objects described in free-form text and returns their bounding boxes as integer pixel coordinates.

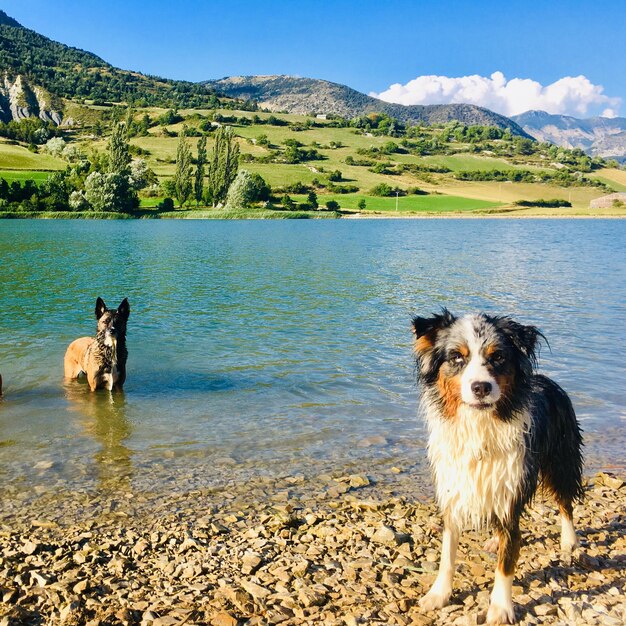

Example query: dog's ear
[95,297,107,320]
[117,298,130,319]
[411,308,456,356]
[495,317,544,365]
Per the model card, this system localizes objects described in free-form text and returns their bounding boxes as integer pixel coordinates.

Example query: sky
[2,0,625,118]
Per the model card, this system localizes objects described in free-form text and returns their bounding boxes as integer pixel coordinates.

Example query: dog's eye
[448,351,465,365]
[490,351,505,365]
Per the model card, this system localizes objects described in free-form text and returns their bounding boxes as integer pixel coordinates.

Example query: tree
[206,126,240,206]
[44,137,65,158]
[174,137,194,202]
[129,158,156,191]
[248,173,271,202]
[281,194,296,211]
[174,131,194,207]
[225,170,256,208]
[357,198,367,210]
[194,135,207,206]
[307,191,318,209]
[84,171,138,213]
[108,122,131,175]
[69,190,89,211]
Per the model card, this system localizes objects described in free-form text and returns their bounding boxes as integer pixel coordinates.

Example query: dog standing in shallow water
[64,298,130,391]
[412,309,583,624]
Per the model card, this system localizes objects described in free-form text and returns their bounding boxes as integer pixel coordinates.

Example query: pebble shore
[0,471,624,626]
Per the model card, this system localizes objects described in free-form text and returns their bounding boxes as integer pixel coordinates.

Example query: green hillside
[0,10,221,108]
[1,101,625,218]
[0,9,624,218]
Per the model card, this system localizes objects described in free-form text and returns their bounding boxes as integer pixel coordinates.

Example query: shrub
[514,199,572,208]
[328,170,343,182]
[158,197,175,211]
[370,183,393,197]
[281,194,296,210]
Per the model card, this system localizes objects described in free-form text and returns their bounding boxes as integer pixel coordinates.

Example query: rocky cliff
[0,74,63,125]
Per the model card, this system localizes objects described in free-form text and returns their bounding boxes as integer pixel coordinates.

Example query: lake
[0,219,624,503]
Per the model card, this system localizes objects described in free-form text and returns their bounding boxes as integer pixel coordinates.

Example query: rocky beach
[0,469,624,626]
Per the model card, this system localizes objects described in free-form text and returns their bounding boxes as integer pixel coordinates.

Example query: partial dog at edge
[412,309,583,624]
[64,297,130,392]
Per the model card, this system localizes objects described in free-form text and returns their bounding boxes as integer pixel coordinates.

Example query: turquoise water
[0,219,624,496]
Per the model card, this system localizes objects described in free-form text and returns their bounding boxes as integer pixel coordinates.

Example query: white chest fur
[102,335,118,390]
[425,402,530,529]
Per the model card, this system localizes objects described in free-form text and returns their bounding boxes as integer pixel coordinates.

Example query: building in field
[589,192,626,209]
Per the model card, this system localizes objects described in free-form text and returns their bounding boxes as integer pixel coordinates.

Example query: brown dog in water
[64,298,130,391]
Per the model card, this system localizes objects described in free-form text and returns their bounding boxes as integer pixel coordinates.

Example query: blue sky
[3,0,625,117]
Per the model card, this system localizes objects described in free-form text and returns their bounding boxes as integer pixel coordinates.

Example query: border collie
[412,309,583,624]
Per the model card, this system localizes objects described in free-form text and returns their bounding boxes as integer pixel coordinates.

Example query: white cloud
[371,71,622,118]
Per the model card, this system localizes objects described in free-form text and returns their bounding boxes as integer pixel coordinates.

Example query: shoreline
[1,471,624,626]
[1,213,625,220]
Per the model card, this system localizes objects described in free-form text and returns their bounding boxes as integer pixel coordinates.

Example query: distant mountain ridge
[512,110,626,163]
[205,75,531,136]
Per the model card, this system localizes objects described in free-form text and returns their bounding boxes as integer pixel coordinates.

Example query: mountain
[205,75,531,137]
[0,9,218,120]
[512,110,626,163]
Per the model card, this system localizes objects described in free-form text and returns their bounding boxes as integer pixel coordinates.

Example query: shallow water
[0,219,624,497]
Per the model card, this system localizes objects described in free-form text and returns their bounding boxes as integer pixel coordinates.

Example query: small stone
[73,579,89,594]
[211,612,239,626]
[596,473,624,490]
[30,571,50,587]
[297,584,327,607]
[241,552,263,574]
[533,604,558,617]
[240,580,270,600]
[22,540,39,555]
[348,474,370,488]
[371,525,397,545]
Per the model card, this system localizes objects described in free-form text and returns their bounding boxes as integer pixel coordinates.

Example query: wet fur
[64,298,130,392]
[412,309,583,624]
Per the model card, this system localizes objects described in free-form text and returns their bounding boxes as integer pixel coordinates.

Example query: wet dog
[412,309,583,624]
[64,298,130,391]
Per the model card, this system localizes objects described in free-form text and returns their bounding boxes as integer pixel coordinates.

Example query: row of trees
[166,126,273,209]
[0,121,275,213]
[455,168,608,189]
[0,122,153,213]
[165,126,241,207]
[0,117,59,145]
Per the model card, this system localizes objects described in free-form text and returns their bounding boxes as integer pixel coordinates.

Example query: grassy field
[0,170,53,183]
[1,103,625,217]
[592,168,626,192]
[0,141,66,171]
[321,193,501,213]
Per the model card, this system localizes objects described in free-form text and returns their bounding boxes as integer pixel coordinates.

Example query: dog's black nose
[471,381,492,398]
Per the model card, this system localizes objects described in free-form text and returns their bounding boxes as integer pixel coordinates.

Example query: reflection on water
[0,219,625,496]
[63,380,132,493]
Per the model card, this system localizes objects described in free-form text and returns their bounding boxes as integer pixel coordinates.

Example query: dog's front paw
[486,600,516,624]
[419,588,451,611]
